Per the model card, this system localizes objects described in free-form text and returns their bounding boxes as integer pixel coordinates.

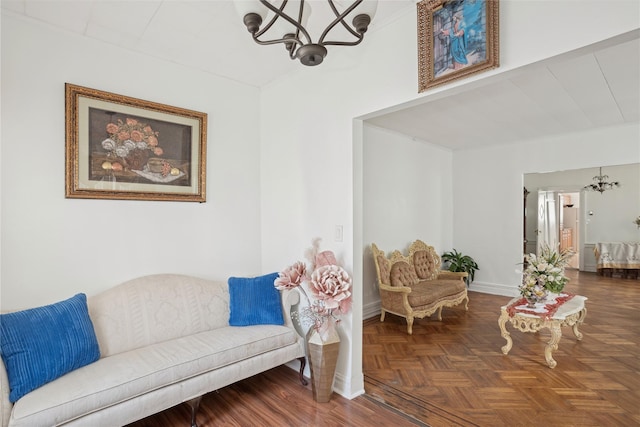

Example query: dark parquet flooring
[363,270,640,426]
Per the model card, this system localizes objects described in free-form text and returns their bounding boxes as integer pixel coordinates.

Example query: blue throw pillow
[0,293,101,403]
[228,273,285,326]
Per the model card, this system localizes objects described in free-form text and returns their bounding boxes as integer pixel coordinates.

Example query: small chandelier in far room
[234,0,378,66]
[583,167,621,193]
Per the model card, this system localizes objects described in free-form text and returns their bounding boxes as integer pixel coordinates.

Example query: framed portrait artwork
[418,0,499,92]
[65,83,207,202]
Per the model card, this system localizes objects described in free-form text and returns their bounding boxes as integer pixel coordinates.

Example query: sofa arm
[282,288,306,340]
[378,284,414,315]
[379,283,412,294]
[437,271,467,281]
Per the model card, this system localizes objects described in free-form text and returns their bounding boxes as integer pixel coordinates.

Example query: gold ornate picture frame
[65,84,207,202]
[418,0,499,92]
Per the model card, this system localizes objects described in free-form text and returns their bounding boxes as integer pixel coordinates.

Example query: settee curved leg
[187,395,202,427]
[298,356,308,386]
[406,316,414,335]
[437,306,443,321]
[380,309,386,322]
[464,295,469,311]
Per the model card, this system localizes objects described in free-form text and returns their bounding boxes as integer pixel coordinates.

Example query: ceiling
[1,0,416,87]
[367,35,640,150]
[3,1,639,151]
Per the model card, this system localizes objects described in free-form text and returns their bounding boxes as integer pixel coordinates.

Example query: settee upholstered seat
[408,280,467,307]
[372,240,469,334]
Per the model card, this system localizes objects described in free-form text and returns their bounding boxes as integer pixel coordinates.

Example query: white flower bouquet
[520,245,574,298]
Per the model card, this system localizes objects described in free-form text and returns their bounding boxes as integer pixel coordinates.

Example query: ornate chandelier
[583,167,621,193]
[234,0,378,66]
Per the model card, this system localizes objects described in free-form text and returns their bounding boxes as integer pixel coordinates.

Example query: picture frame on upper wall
[65,83,207,202]
[418,0,500,92]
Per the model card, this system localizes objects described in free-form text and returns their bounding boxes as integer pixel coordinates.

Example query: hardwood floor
[126,363,422,427]
[128,271,639,426]
[363,270,640,426]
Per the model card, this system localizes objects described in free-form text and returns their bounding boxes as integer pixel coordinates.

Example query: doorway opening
[535,190,581,270]
[559,192,580,269]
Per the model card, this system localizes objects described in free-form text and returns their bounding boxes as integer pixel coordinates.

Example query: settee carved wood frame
[372,241,469,334]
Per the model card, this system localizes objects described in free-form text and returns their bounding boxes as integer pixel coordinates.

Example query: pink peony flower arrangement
[275,239,352,340]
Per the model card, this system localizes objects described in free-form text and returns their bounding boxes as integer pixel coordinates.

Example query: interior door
[537,190,559,253]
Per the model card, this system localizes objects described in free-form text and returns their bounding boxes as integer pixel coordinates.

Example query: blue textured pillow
[228,273,285,326]
[0,293,100,402]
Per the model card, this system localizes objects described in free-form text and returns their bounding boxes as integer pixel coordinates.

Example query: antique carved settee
[371,240,469,334]
[0,274,306,427]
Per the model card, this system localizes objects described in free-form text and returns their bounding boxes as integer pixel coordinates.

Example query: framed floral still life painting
[418,0,499,92]
[65,84,207,202]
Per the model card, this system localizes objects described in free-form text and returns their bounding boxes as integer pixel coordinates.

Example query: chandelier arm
[249,0,304,58]
[322,38,364,47]
[251,34,303,48]
[252,4,284,39]
[291,1,306,58]
[319,0,363,44]
[257,0,313,45]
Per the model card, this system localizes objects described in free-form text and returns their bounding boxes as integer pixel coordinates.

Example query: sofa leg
[187,396,202,427]
[437,306,443,321]
[380,309,386,322]
[298,356,309,386]
[406,316,414,335]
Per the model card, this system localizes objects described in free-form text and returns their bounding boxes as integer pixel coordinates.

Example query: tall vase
[306,320,340,403]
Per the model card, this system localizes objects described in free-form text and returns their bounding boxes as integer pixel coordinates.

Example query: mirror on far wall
[524,163,640,272]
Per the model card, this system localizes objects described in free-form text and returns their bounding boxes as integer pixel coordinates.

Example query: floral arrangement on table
[100,118,167,172]
[634,216,640,229]
[274,239,352,341]
[519,245,574,303]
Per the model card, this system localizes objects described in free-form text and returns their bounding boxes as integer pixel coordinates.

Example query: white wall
[583,165,640,243]
[454,123,640,297]
[525,163,640,247]
[1,14,263,309]
[259,1,640,399]
[362,124,453,318]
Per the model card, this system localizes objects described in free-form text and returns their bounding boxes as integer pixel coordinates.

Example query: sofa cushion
[8,325,298,427]
[408,280,466,308]
[375,254,391,285]
[389,261,420,287]
[413,250,440,280]
[228,272,284,326]
[0,294,100,403]
[89,275,231,358]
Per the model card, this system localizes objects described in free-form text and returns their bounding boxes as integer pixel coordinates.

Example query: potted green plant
[441,249,479,287]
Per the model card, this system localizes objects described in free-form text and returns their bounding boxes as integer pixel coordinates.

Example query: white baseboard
[333,371,365,400]
[363,300,381,320]
[468,281,518,297]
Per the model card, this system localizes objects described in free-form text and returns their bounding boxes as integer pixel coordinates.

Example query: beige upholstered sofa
[0,274,306,427]
[371,240,469,334]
